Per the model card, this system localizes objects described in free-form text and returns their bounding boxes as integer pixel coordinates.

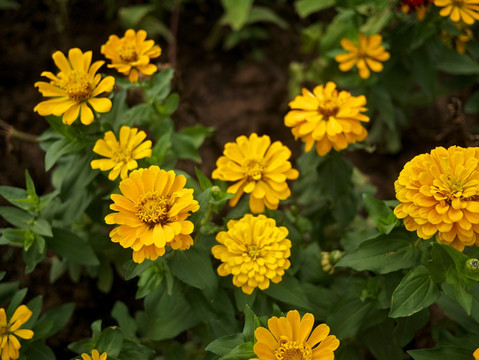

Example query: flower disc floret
[78,350,107,360]
[34,48,114,125]
[212,133,299,214]
[212,214,291,294]
[101,29,162,83]
[251,310,339,360]
[0,305,34,360]
[105,166,199,263]
[434,0,479,24]
[284,82,369,157]
[394,146,479,251]
[335,33,390,79]
[91,126,152,180]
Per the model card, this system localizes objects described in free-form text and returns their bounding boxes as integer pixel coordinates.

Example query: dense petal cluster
[401,0,433,20]
[394,146,479,251]
[434,0,479,24]
[101,29,162,83]
[335,34,390,79]
[0,305,34,360]
[251,310,340,360]
[284,82,369,156]
[212,214,291,294]
[91,126,152,180]
[34,48,114,125]
[105,166,199,263]
[78,350,107,360]
[212,133,299,214]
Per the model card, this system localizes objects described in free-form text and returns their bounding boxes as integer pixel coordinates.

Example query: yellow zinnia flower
[78,350,107,360]
[251,310,340,360]
[394,146,479,251]
[90,126,152,181]
[34,48,114,125]
[105,165,199,263]
[212,133,299,214]
[434,0,479,24]
[212,214,291,294]
[474,348,479,360]
[284,82,369,156]
[335,33,390,79]
[101,29,162,83]
[0,305,34,360]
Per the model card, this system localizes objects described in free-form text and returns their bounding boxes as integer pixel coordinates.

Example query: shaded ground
[0,0,477,357]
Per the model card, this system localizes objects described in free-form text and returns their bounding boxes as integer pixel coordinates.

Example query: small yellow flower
[78,349,107,360]
[284,82,369,156]
[34,48,114,125]
[474,347,479,360]
[0,305,34,360]
[212,214,291,294]
[335,33,390,79]
[434,0,479,24]
[212,133,299,214]
[101,29,162,83]
[394,146,479,251]
[91,126,152,181]
[251,310,340,360]
[105,165,199,263]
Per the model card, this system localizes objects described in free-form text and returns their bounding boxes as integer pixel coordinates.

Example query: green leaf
[0,186,29,209]
[316,152,353,199]
[171,132,202,162]
[96,327,123,358]
[0,207,52,237]
[195,167,213,191]
[0,0,20,10]
[46,228,99,265]
[427,243,453,282]
[119,4,154,29]
[97,261,114,293]
[327,296,373,339]
[220,0,254,31]
[465,90,479,114]
[247,6,288,29]
[336,229,422,274]
[169,247,218,300]
[436,49,479,74]
[6,288,27,318]
[389,265,440,318]
[263,274,312,311]
[206,333,244,356]
[44,137,85,171]
[295,0,335,18]
[144,68,174,104]
[178,125,214,148]
[35,303,75,338]
[362,194,399,234]
[393,309,430,347]
[136,262,164,299]
[124,259,153,280]
[243,305,260,344]
[24,342,55,360]
[220,342,255,360]
[408,347,473,360]
[111,301,137,339]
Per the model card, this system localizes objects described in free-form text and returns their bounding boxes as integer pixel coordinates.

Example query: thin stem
[0,119,38,142]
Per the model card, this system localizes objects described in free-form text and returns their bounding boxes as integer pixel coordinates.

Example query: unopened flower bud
[466,258,479,272]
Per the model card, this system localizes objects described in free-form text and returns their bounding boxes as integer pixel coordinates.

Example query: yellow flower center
[275,338,312,360]
[452,0,465,6]
[245,244,261,259]
[244,159,263,181]
[318,100,339,120]
[57,70,93,101]
[120,45,138,62]
[113,147,132,164]
[135,191,173,226]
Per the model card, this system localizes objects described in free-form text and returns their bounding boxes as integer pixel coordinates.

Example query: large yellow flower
[335,33,390,79]
[34,48,114,125]
[105,166,200,263]
[91,126,152,181]
[251,310,340,360]
[394,146,479,251]
[212,133,299,214]
[212,214,291,294]
[434,0,479,24]
[284,82,369,156]
[474,348,479,360]
[0,305,34,360]
[101,29,162,83]
[78,350,107,360]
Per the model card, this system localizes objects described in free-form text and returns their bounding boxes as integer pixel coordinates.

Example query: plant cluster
[2,1,479,360]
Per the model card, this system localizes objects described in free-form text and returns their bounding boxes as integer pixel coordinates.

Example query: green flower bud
[466,258,479,272]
